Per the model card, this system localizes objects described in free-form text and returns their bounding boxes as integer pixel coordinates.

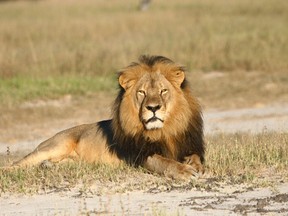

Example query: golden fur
[11,55,205,180]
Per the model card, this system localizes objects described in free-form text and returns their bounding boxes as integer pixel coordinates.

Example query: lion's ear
[169,70,185,87]
[118,72,135,90]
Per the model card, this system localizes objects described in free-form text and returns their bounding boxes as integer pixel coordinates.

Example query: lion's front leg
[143,154,198,181]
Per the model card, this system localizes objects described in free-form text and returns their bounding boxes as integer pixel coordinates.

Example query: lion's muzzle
[142,103,166,130]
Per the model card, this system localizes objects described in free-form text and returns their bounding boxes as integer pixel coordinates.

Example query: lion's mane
[106,55,205,166]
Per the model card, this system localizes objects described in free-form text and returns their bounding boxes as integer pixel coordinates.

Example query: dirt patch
[1,183,287,215]
[204,103,288,134]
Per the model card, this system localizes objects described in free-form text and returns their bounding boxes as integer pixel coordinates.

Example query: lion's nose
[146,105,161,113]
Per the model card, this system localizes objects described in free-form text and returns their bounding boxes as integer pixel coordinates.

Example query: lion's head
[112,55,204,166]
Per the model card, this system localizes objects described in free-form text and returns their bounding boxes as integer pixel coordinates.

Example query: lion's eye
[161,89,168,95]
[137,90,146,96]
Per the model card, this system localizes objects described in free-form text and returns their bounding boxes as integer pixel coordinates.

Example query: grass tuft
[205,132,288,185]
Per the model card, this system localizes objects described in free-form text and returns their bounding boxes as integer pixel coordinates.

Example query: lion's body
[12,55,205,180]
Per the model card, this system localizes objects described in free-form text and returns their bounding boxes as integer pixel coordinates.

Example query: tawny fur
[10,55,205,180]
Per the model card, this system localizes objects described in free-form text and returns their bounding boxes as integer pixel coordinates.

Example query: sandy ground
[0,98,287,215]
[1,183,287,215]
[204,103,288,134]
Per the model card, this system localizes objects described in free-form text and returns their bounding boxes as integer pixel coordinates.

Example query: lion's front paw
[164,163,199,181]
[144,154,202,181]
[184,154,205,175]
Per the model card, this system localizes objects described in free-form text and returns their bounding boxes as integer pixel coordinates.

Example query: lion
[11,55,205,180]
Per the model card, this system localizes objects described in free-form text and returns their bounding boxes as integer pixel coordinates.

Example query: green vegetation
[1,132,287,194]
[0,0,288,105]
[0,75,115,106]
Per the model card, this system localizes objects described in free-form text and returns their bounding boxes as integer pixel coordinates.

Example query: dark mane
[139,55,174,66]
[103,118,205,166]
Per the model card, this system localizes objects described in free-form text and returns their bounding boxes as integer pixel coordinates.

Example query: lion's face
[134,72,172,130]
[117,60,191,137]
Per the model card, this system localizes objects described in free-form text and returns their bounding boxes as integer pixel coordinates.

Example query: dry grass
[205,132,288,184]
[0,0,288,107]
[1,132,287,195]
[190,71,288,109]
[1,0,287,76]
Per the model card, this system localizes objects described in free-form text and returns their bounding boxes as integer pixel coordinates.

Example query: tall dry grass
[0,0,288,106]
[1,0,287,78]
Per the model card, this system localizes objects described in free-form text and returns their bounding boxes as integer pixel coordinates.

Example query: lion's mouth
[146,116,164,123]
[144,116,164,130]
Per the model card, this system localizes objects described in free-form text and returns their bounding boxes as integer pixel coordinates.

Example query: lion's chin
[144,119,164,130]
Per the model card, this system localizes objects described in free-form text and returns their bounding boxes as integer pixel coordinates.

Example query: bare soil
[1,183,287,215]
[0,94,287,215]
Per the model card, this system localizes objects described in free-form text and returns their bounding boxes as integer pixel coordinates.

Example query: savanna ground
[0,0,287,215]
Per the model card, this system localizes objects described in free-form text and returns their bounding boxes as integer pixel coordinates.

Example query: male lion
[12,55,205,180]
